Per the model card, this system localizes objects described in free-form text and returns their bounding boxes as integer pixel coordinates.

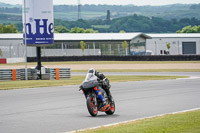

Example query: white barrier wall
[6,58,26,64]
[41,49,101,56]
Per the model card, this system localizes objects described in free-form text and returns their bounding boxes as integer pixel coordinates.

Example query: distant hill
[0,2,200,21]
[54,4,200,20]
[107,15,200,33]
[0,2,200,33]
[0,2,13,7]
[0,2,20,8]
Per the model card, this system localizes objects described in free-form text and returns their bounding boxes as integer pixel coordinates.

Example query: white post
[88,44,89,55]
[110,44,112,55]
[23,0,28,80]
[177,41,180,55]
[118,44,120,55]
[93,42,95,55]
[62,42,64,56]
[155,41,157,55]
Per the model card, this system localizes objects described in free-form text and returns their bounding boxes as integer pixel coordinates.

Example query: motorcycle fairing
[82,73,98,89]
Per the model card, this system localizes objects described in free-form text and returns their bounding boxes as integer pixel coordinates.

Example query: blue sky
[0,0,200,6]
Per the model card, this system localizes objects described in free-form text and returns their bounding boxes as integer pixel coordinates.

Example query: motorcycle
[79,72,115,117]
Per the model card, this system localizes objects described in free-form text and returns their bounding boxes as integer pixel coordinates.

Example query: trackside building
[0,33,200,63]
[0,33,150,59]
[146,33,200,55]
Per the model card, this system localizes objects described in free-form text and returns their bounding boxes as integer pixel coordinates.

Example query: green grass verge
[1,61,200,66]
[106,75,187,83]
[0,75,187,90]
[72,69,200,72]
[80,110,200,133]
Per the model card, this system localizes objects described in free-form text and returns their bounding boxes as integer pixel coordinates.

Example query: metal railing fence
[0,68,70,81]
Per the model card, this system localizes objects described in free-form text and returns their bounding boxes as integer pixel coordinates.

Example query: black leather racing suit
[95,71,111,99]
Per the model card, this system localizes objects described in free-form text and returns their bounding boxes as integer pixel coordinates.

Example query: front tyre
[86,95,98,117]
[105,97,115,115]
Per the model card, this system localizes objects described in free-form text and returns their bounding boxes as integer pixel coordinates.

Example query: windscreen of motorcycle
[85,73,97,81]
[82,73,98,89]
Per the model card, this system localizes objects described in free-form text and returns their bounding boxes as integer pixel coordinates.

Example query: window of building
[130,42,146,55]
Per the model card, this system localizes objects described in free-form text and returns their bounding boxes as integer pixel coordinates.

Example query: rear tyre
[86,95,98,117]
[105,97,115,115]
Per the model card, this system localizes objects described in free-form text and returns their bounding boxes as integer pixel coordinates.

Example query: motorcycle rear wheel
[86,95,98,117]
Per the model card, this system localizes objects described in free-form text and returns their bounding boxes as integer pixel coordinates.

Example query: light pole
[154,41,157,55]
[23,0,28,80]
[177,41,180,55]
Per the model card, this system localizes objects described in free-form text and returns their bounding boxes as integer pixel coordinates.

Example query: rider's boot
[106,90,112,101]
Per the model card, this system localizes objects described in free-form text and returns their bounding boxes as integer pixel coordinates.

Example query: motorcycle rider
[87,68,112,108]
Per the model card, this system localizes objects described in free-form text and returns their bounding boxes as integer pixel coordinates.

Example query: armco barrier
[0,69,37,80]
[12,69,17,81]
[0,69,21,80]
[19,69,38,80]
[0,68,70,81]
[27,55,200,62]
[50,68,71,80]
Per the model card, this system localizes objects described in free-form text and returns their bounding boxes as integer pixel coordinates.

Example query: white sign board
[22,0,54,45]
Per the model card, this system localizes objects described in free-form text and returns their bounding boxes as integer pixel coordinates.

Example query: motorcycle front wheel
[86,95,98,117]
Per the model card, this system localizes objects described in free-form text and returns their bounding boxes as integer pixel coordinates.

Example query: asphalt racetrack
[0,72,200,133]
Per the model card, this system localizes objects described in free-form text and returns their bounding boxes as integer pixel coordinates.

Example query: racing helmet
[88,68,96,75]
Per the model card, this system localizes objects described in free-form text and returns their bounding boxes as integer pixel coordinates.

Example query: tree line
[1,3,200,21]
[177,25,200,33]
[0,24,97,33]
[107,15,200,33]
[1,15,200,33]
[53,14,200,33]
[0,24,18,33]
[1,24,199,34]
[54,26,98,33]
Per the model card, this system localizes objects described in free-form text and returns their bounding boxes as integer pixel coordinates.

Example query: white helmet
[88,68,96,75]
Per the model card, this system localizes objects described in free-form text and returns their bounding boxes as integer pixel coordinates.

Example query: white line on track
[176,76,200,80]
[65,107,200,133]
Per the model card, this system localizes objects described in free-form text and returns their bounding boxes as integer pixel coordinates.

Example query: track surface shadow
[83,114,120,118]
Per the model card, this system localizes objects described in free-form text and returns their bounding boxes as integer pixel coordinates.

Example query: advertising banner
[22,0,54,45]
